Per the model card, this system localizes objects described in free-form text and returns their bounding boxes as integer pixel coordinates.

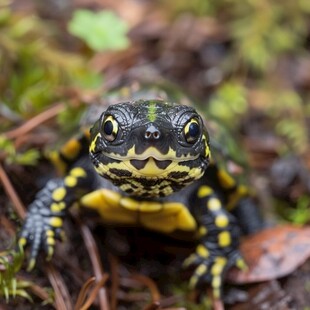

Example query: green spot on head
[148,101,157,122]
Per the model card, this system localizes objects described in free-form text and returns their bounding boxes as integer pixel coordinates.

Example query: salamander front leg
[184,186,246,298]
[18,166,92,269]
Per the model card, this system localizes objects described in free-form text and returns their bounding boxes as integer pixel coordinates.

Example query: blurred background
[1,0,310,309]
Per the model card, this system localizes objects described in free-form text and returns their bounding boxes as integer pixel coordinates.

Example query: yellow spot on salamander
[51,202,66,212]
[64,176,77,187]
[207,198,221,211]
[211,257,227,276]
[183,253,196,267]
[70,167,87,178]
[51,203,61,212]
[236,257,248,271]
[218,169,236,189]
[83,129,91,139]
[196,244,209,258]
[61,139,81,159]
[52,187,66,201]
[189,275,198,289]
[212,276,221,298]
[46,230,54,237]
[216,256,227,265]
[198,226,208,236]
[218,231,231,247]
[49,152,67,175]
[196,264,207,276]
[227,185,249,211]
[50,217,63,228]
[215,215,229,228]
[47,237,55,245]
[197,185,213,198]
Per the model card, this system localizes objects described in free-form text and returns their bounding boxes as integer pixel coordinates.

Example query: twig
[0,163,73,309]
[76,216,110,310]
[75,277,97,310]
[0,163,26,219]
[109,254,120,310]
[25,277,51,301]
[77,275,109,310]
[45,263,73,310]
[131,274,161,302]
[143,301,161,310]
[5,102,65,140]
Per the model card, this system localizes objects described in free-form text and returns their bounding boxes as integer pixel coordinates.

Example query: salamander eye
[184,118,200,143]
[102,116,119,142]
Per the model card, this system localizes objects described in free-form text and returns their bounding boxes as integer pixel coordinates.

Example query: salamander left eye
[184,118,200,143]
[102,115,119,142]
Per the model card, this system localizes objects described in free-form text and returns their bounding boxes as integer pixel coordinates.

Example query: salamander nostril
[145,125,161,140]
[153,131,160,139]
[145,131,152,139]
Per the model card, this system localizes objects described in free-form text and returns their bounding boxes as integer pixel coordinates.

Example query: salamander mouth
[100,146,200,177]
[129,158,172,170]
[102,149,199,162]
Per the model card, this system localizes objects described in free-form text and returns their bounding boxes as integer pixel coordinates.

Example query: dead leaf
[227,225,310,284]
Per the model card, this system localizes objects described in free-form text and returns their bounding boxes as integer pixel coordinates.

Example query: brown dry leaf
[228,280,292,310]
[227,225,310,284]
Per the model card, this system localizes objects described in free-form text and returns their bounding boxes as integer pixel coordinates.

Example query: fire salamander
[17,85,262,299]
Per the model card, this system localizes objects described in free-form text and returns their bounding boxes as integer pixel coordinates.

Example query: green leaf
[68,9,130,52]
[208,82,248,125]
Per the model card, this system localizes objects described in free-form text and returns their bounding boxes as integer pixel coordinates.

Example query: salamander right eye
[102,116,119,142]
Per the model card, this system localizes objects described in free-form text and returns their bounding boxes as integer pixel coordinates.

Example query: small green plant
[68,9,130,52]
[0,249,31,302]
[229,0,308,72]
[207,82,248,127]
[0,3,103,130]
[275,195,310,225]
[161,0,310,73]
[266,90,308,154]
[171,283,212,309]
[0,135,40,166]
